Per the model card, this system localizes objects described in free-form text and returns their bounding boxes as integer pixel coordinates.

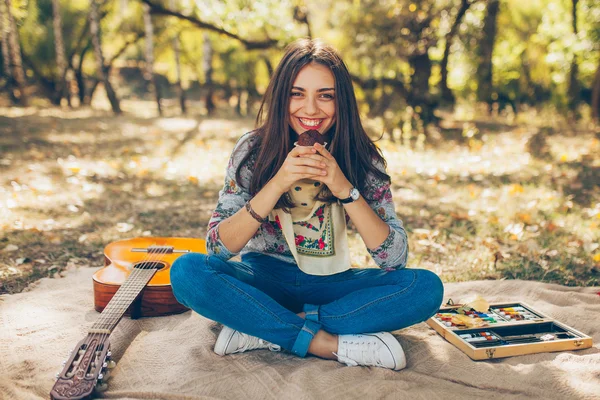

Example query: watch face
[350,188,360,200]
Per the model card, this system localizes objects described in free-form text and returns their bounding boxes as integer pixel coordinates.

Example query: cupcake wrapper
[294,141,328,148]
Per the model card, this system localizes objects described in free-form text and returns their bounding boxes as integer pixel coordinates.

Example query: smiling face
[288,62,336,137]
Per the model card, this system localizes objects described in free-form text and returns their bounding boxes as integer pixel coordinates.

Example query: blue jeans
[170,252,444,358]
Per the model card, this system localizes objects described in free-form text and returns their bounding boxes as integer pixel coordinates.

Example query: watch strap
[339,188,358,204]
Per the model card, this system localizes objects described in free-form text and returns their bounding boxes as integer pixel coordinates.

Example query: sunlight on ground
[0,100,599,292]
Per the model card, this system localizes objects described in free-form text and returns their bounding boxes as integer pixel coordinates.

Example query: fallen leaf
[509,184,524,195]
[116,222,134,233]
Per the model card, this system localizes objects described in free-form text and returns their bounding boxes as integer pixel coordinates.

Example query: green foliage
[7,0,600,117]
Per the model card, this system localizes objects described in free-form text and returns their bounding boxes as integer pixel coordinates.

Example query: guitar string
[92,244,168,340]
[84,244,168,379]
[77,243,171,381]
[83,244,160,369]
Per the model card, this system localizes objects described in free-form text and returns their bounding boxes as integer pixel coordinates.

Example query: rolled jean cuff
[303,304,320,322]
[291,319,321,357]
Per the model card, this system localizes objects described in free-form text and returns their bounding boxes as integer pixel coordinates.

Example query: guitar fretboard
[89,268,158,333]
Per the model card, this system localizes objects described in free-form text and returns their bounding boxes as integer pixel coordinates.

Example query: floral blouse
[206,131,409,271]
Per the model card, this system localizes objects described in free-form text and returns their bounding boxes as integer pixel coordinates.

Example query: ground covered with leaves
[1,100,598,294]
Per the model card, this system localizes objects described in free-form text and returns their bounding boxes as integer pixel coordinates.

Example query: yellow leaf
[509,184,524,195]
[517,213,531,224]
[559,154,568,162]
[465,295,490,313]
[488,216,499,224]
[188,176,199,184]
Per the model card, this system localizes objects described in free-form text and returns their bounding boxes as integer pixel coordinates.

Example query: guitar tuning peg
[95,382,108,392]
[107,351,112,357]
[55,372,60,380]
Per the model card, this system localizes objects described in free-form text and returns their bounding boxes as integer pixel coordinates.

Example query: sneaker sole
[214,326,235,356]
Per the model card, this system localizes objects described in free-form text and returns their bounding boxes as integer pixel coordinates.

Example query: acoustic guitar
[50,237,206,400]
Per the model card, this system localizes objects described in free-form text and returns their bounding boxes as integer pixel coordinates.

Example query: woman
[171,39,444,371]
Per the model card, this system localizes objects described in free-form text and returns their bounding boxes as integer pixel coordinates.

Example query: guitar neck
[89,268,158,334]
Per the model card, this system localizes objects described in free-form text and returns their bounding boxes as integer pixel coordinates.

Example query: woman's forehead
[293,63,335,88]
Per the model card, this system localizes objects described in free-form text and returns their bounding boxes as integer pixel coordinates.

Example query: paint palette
[432,303,545,329]
[427,302,592,360]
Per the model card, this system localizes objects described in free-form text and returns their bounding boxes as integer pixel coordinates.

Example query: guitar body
[92,237,206,318]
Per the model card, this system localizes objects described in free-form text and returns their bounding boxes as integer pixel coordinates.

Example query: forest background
[0,0,599,295]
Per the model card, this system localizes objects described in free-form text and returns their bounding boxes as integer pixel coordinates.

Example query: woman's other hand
[310,143,352,199]
[271,146,328,195]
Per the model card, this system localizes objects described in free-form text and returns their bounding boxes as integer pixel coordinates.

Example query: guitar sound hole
[133,261,166,271]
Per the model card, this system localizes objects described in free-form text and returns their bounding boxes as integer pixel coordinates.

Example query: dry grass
[1,99,598,294]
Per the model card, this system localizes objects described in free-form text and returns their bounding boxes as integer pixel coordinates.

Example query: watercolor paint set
[427,302,593,360]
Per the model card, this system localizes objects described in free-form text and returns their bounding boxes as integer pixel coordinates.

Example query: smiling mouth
[298,118,324,129]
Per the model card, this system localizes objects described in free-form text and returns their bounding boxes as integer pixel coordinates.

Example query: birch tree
[89,0,121,114]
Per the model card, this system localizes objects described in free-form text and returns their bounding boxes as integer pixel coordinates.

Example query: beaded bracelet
[245,200,268,224]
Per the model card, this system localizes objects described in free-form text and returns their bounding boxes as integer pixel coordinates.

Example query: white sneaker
[214,326,281,356]
[334,332,407,371]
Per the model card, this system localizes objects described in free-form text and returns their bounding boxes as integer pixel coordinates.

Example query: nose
[304,95,318,116]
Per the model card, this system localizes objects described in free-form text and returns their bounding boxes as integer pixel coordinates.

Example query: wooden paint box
[426,302,593,360]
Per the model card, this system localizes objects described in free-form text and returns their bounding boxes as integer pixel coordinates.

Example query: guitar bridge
[131,246,190,254]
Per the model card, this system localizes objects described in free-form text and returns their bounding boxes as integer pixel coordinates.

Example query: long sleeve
[362,161,409,270]
[205,133,255,260]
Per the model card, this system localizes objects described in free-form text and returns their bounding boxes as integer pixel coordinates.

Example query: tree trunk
[3,0,27,105]
[440,0,471,104]
[89,0,121,114]
[76,41,91,105]
[293,5,312,38]
[262,54,273,79]
[0,1,17,103]
[170,0,186,114]
[476,0,500,108]
[143,3,162,116]
[51,0,70,106]
[591,57,600,123]
[203,32,215,115]
[408,52,435,124]
[567,0,579,112]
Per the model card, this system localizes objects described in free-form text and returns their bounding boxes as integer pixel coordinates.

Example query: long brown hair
[236,38,390,211]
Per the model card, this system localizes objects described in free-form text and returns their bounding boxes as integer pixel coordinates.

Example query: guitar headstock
[50,334,115,400]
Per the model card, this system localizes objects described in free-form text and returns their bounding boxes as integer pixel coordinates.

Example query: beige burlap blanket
[1,266,598,400]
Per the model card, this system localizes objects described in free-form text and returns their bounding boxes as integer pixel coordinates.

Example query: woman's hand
[270,145,328,195]
[308,143,353,199]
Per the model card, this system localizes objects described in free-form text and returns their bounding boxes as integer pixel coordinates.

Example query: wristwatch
[339,187,360,204]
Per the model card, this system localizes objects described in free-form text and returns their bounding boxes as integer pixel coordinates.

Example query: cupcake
[295,129,327,147]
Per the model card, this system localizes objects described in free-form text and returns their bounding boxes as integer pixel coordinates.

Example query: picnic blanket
[1,266,599,400]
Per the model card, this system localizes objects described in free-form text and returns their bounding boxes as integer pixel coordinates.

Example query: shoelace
[238,334,281,352]
[334,339,385,367]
